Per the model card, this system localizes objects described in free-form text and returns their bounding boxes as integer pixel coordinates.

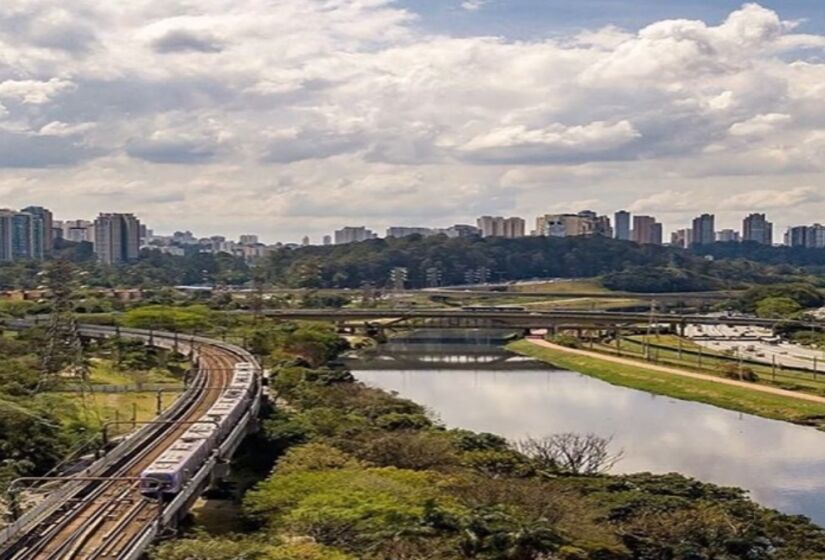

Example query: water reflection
[353,345,825,525]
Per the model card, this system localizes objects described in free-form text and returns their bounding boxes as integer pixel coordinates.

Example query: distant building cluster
[0,206,53,262]
[3,203,823,267]
[328,210,819,249]
[1,206,297,266]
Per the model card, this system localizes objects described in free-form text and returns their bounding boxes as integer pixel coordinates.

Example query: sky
[1,1,825,243]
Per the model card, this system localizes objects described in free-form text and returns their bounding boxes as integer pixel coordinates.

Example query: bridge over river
[261,309,821,333]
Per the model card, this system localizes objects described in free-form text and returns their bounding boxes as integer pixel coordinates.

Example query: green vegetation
[614,335,825,395]
[695,241,825,271]
[0,249,251,290]
[121,304,215,332]
[5,235,819,292]
[734,283,824,314]
[0,330,185,488]
[155,324,825,559]
[263,235,793,291]
[508,339,825,427]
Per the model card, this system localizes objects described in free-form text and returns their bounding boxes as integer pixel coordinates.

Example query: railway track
[1,331,252,560]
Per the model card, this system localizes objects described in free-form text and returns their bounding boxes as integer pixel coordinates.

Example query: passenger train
[139,362,257,496]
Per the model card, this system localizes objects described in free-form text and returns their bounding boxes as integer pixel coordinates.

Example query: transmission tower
[39,260,88,382]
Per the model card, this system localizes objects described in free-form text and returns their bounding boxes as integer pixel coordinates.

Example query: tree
[515,433,623,475]
[755,296,802,319]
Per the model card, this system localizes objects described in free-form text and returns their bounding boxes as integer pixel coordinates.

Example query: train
[139,361,257,496]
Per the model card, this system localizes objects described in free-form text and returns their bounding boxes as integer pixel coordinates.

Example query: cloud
[126,137,220,164]
[0,1,822,239]
[38,121,96,136]
[719,186,824,210]
[151,29,226,53]
[454,120,641,164]
[0,78,76,104]
[729,113,791,137]
[461,0,488,12]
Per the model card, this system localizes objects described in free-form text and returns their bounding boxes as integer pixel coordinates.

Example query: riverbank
[508,338,825,428]
[156,342,825,559]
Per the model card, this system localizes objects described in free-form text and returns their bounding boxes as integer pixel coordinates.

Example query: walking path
[527,338,825,406]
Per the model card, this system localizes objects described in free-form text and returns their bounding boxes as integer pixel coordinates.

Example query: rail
[0,323,263,560]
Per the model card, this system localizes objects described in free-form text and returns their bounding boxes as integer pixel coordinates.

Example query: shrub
[721,364,760,383]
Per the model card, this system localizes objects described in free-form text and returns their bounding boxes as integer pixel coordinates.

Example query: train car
[140,439,209,495]
[139,360,259,497]
[180,422,218,447]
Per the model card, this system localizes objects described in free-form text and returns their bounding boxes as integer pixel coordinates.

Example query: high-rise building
[334,226,376,245]
[786,224,825,248]
[444,224,480,238]
[691,214,715,245]
[670,229,693,249]
[742,213,772,245]
[61,219,94,243]
[631,216,662,245]
[535,214,592,237]
[670,228,693,249]
[94,213,141,265]
[0,210,15,262]
[11,212,35,260]
[239,234,259,245]
[476,216,525,238]
[322,235,332,246]
[21,206,53,257]
[716,229,741,243]
[301,235,310,246]
[614,211,631,241]
[812,225,825,248]
[534,212,611,238]
[593,215,613,238]
[786,226,809,247]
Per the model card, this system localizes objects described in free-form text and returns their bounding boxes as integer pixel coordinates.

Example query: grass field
[59,390,183,435]
[87,359,182,386]
[507,339,825,428]
[610,335,825,396]
[511,279,608,294]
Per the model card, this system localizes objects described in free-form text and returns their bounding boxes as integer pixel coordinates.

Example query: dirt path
[527,338,825,406]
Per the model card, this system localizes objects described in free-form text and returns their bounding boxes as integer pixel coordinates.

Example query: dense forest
[694,242,825,270]
[262,236,802,292]
[2,236,825,292]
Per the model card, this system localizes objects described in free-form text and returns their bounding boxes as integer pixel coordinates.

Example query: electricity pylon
[39,260,88,382]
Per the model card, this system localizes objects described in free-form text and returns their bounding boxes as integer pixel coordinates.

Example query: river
[350,335,825,526]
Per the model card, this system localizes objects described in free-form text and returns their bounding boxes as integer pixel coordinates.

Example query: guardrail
[0,323,262,559]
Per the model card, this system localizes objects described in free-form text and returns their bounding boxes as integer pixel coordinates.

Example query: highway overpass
[260,308,822,332]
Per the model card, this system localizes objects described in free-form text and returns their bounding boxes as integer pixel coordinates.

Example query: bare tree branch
[514,433,624,475]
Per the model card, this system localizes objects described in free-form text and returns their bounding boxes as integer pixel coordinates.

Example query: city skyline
[5,201,824,248]
[0,2,824,239]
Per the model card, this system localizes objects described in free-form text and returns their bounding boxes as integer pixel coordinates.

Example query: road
[685,324,825,371]
[526,338,825,406]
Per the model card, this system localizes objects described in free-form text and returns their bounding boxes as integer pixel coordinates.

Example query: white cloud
[719,186,823,210]
[0,78,76,104]
[0,1,822,239]
[461,0,487,11]
[729,113,791,137]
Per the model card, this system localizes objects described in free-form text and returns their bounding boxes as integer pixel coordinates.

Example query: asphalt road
[685,324,825,371]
